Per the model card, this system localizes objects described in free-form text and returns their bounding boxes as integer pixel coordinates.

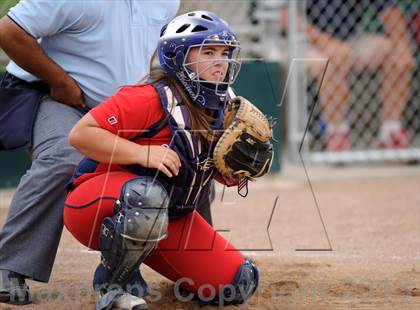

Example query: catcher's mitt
[213,96,274,179]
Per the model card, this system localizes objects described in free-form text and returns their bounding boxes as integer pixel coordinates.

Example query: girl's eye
[203,51,214,56]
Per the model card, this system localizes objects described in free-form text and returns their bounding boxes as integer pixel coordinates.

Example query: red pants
[64,171,244,296]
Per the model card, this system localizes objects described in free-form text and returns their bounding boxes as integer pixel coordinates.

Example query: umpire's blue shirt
[6,0,179,107]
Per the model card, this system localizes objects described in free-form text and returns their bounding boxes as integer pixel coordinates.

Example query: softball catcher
[64,11,273,310]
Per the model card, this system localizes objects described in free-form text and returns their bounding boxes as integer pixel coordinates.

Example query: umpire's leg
[0,96,84,282]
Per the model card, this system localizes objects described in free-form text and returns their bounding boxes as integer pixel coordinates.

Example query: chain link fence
[283,0,420,162]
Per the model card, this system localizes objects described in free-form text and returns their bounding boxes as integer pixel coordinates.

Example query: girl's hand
[137,145,181,178]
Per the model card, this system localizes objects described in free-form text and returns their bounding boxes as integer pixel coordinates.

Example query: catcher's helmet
[158,11,241,110]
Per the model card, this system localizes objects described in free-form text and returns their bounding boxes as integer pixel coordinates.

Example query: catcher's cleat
[0,269,31,305]
[97,290,147,310]
[113,292,148,310]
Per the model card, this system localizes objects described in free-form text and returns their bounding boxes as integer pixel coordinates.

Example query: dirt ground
[0,164,419,310]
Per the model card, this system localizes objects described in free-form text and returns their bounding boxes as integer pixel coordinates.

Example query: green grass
[0,64,5,76]
[0,0,19,17]
[0,0,18,65]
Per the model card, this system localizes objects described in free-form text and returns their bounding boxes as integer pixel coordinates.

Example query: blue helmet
[158,11,241,110]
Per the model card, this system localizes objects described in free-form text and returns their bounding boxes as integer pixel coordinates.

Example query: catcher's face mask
[183,40,241,97]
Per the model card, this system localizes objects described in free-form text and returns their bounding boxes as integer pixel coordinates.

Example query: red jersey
[90,84,171,145]
[69,85,172,188]
[70,83,236,189]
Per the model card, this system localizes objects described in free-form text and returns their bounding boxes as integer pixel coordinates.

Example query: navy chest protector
[127,80,226,218]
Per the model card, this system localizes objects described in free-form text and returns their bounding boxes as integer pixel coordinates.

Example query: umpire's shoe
[0,269,31,305]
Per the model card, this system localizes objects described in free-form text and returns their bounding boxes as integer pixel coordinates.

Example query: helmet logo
[176,71,200,101]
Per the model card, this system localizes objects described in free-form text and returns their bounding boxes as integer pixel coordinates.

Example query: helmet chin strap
[210,108,224,130]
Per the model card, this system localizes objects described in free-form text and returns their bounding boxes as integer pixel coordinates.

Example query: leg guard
[93,239,149,298]
[93,177,169,306]
[202,259,259,307]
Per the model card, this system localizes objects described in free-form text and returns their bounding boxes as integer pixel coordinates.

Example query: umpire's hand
[50,75,86,109]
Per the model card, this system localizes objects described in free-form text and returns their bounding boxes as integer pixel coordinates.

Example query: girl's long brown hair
[147,69,217,143]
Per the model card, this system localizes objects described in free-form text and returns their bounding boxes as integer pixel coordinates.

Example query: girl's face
[185,45,230,83]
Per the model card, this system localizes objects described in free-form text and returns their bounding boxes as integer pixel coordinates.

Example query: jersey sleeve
[7,0,85,38]
[89,85,164,141]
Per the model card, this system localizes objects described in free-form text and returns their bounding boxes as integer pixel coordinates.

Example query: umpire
[0,0,179,305]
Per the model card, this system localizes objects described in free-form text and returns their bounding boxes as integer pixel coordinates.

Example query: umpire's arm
[0,16,84,108]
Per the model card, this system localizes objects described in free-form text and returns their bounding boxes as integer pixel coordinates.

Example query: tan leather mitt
[213,96,274,179]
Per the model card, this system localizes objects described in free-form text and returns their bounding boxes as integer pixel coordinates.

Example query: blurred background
[0,0,419,187]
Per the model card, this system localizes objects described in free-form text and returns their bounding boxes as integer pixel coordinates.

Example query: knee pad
[94,177,169,294]
[118,177,169,242]
[202,258,259,306]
